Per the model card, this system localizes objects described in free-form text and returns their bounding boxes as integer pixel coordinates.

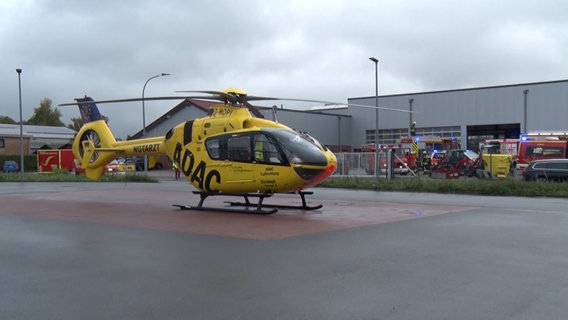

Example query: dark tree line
[0,97,89,131]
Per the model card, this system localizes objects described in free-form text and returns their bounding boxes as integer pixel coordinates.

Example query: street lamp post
[142,73,170,173]
[16,68,24,181]
[369,57,379,188]
[523,89,529,134]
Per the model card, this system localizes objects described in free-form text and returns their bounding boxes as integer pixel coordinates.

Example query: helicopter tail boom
[72,97,167,180]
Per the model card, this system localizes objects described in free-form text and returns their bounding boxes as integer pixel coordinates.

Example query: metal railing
[333,152,417,178]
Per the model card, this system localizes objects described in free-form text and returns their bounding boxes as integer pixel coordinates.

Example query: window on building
[366,126,461,146]
[0,139,4,149]
[416,126,461,139]
[366,128,408,146]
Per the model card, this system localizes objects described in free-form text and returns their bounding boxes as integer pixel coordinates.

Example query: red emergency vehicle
[399,136,460,168]
[516,132,568,170]
[37,149,82,174]
[483,139,519,157]
[361,144,416,175]
[398,136,460,154]
[516,139,568,170]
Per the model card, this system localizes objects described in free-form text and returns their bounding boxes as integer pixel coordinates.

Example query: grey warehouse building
[134,79,568,153]
[348,79,568,152]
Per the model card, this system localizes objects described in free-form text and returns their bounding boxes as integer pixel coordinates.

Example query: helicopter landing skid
[173,191,278,215]
[226,191,323,211]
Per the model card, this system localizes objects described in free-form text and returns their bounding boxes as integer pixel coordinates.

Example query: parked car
[104,158,136,174]
[522,159,568,182]
[134,157,164,171]
[2,160,19,173]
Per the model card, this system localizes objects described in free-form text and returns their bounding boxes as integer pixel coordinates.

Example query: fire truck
[398,136,460,169]
[37,149,81,174]
[361,144,415,175]
[516,132,568,170]
[482,139,519,156]
[361,136,461,175]
[406,136,459,151]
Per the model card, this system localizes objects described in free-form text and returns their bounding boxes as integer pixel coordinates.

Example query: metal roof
[0,124,75,139]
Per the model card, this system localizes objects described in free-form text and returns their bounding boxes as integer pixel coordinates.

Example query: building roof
[349,78,568,100]
[0,124,75,139]
[130,98,218,139]
[0,124,76,149]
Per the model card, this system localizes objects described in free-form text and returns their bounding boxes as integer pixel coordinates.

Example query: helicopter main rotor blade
[60,90,414,114]
[58,96,191,106]
[243,96,415,113]
[175,91,413,113]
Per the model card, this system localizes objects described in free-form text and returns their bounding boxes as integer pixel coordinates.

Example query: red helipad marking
[0,189,476,240]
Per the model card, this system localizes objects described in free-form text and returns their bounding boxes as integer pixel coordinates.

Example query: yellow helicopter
[63,88,346,214]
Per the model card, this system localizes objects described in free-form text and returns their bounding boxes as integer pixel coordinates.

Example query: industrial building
[348,79,568,152]
[134,79,568,153]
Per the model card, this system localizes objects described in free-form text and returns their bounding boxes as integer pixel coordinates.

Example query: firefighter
[421,150,431,172]
[172,162,181,180]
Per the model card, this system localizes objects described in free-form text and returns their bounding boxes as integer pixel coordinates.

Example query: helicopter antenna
[272,105,279,122]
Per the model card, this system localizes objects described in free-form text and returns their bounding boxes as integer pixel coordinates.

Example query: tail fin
[72,96,118,180]
[76,96,104,123]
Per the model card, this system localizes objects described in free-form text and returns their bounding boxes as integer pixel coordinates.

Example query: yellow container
[482,154,512,178]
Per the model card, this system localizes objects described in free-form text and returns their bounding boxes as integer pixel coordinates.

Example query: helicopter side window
[228,135,251,162]
[206,139,220,159]
[253,134,282,164]
[205,137,229,160]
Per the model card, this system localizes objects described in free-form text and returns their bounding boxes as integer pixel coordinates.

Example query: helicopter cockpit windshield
[263,128,327,166]
[204,128,328,167]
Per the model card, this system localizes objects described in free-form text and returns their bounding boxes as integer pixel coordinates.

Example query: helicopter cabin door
[204,132,286,191]
[205,134,255,187]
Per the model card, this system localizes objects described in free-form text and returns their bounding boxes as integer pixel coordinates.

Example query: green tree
[26,98,65,126]
[0,115,17,124]
[66,115,109,132]
[67,116,83,131]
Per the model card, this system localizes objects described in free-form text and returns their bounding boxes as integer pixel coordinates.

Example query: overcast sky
[2,0,568,139]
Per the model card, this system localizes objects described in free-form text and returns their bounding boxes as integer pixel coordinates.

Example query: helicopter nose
[304,152,336,187]
[322,163,336,179]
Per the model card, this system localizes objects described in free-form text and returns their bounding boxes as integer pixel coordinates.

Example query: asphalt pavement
[1,176,568,320]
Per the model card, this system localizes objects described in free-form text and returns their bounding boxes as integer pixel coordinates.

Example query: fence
[333,152,385,177]
[333,152,417,178]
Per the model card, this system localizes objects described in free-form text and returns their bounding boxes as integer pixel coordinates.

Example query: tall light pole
[523,89,529,134]
[16,68,24,181]
[409,98,414,133]
[369,57,379,188]
[142,73,170,173]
